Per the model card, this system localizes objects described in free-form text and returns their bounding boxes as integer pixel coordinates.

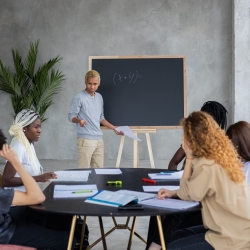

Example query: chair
[0,245,36,250]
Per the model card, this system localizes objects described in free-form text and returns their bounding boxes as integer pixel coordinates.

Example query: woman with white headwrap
[2,109,57,192]
[2,109,57,222]
[1,110,89,248]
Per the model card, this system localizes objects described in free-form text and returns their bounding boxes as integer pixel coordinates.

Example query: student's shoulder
[95,92,103,99]
[11,141,25,153]
[73,90,87,99]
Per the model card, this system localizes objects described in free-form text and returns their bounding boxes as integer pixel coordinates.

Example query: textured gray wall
[0,0,232,162]
[232,0,250,123]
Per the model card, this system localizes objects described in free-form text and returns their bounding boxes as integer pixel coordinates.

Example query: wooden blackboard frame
[89,55,187,129]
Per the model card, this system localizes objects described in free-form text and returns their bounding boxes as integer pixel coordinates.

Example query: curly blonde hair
[181,111,245,183]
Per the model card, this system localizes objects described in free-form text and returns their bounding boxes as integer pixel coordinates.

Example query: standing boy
[68,70,123,168]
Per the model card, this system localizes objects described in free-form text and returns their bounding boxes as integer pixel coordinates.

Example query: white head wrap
[9,109,42,174]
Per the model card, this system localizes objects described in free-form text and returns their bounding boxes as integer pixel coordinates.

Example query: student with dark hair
[226,121,250,186]
[0,129,76,249]
[168,101,228,170]
[149,112,250,250]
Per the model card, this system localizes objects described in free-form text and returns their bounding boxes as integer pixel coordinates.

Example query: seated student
[147,119,250,250]
[152,111,250,250]
[2,109,89,249]
[226,121,250,186]
[3,109,57,192]
[0,129,76,249]
[2,109,57,221]
[168,101,227,170]
[146,101,228,249]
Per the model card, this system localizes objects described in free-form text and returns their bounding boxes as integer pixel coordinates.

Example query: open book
[85,190,138,207]
[116,190,156,201]
[85,190,156,207]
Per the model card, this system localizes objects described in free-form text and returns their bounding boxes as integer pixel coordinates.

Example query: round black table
[30,168,200,250]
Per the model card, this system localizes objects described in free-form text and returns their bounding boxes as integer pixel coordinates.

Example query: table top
[30,168,200,216]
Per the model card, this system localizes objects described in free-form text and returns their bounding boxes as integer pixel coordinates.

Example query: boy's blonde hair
[85,70,100,83]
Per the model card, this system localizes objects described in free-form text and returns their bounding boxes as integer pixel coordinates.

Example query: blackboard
[89,56,186,129]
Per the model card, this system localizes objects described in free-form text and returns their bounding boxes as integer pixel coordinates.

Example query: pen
[107,181,122,185]
[72,190,92,194]
[142,178,156,184]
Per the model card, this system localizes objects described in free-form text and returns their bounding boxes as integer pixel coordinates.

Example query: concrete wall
[232,0,250,123]
[0,0,232,162]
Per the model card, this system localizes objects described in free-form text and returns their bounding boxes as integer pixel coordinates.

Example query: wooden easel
[115,129,156,168]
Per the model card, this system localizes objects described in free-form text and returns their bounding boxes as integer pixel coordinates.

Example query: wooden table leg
[98,216,107,250]
[116,136,125,168]
[134,133,138,168]
[67,215,77,250]
[127,216,137,250]
[146,133,155,168]
[156,215,166,250]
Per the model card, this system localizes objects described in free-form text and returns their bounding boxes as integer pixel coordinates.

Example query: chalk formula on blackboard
[113,71,142,85]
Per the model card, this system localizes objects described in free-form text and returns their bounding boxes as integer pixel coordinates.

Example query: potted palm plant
[0,40,65,122]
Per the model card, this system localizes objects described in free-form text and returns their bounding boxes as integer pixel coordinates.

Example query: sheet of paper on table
[116,190,156,201]
[139,198,200,210]
[53,184,98,198]
[51,170,91,182]
[116,126,141,141]
[148,170,184,180]
[95,169,122,175]
[143,186,180,192]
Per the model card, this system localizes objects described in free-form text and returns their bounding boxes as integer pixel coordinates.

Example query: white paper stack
[53,184,98,198]
[148,170,184,180]
[95,169,122,175]
[139,198,200,210]
[51,170,91,182]
[143,186,180,192]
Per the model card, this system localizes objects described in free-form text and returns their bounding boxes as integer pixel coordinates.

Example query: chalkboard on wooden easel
[89,56,187,129]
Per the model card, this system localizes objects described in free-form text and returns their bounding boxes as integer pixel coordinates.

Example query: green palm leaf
[0,40,65,121]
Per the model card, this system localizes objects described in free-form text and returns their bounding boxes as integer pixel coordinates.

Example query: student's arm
[3,162,56,187]
[0,145,45,205]
[181,137,194,179]
[168,147,186,170]
[157,142,192,199]
[71,117,86,127]
[100,119,123,135]
[157,158,196,200]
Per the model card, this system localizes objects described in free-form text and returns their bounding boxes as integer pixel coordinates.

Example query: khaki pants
[76,138,104,168]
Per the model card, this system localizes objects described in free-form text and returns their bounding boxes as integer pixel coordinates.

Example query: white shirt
[7,141,42,192]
